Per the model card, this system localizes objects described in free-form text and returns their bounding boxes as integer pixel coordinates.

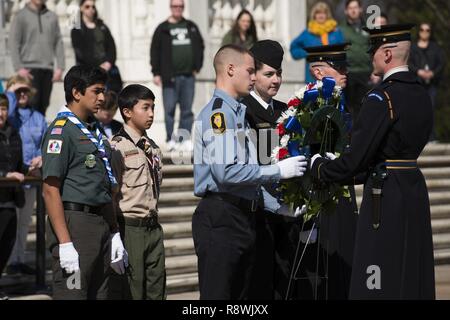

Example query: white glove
[325,152,337,160]
[276,156,308,179]
[59,242,79,274]
[277,204,307,218]
[110,232,129,275]
[310,153,322,169]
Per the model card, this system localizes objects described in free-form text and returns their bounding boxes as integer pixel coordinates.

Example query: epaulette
[212,98,223,110]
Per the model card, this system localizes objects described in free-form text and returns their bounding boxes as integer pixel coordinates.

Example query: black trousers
[0,208,17,279]
[192,197,256,300]
[345,71,371,123]
[30,69,53,116]
[47,210,111,300]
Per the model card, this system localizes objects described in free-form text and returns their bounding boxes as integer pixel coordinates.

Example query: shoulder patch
[368,93,384,101]
[47,139,63,154]
[55,119,67,127]
[212,98,223,110]
[211,112,226,134]
[112,136,123,143]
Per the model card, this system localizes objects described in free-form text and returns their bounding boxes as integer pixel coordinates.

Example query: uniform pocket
[124,156,147,187]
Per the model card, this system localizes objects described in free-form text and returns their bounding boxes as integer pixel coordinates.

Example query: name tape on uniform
[47,140,63,154]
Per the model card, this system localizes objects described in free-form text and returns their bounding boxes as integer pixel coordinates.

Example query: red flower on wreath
[288,98,301,108]
[277,123,286,136]
[277,148,289,160]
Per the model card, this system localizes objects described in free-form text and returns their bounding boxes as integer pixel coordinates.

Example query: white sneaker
[179,140,193,152]
[166,140,178,152]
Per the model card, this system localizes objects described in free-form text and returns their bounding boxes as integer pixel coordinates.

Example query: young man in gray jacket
[9,0,65,116]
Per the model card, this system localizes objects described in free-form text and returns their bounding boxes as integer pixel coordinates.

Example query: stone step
[433,233,450,250]
[431,205,450,219]
[162,165,194,178]
[159,191,199,207]
[418,155,450,168]
[164,238,195,257]
[432,219,450,234]
[158,206,195,223]
[434,249,450,265]
[421,144,450,156]
[421,167,450,180]
[162,221,192,239]
[161,177,194,192]
[165,254,197,276]
[166,272,198,295]
[426,179,450,190]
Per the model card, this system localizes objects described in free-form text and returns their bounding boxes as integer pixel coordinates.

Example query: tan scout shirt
[110,124,163,219]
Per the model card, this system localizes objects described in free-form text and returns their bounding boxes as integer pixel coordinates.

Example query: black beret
[250,40,284,70]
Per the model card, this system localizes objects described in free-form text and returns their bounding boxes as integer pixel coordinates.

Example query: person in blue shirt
[290,1,344,84]
[4,75,47,275]
[192,44,308,300]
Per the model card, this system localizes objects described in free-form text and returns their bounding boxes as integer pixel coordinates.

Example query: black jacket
[150,18,204,85]
[71,19,117,67]
[0,122,25,204]
[409,41,446,87]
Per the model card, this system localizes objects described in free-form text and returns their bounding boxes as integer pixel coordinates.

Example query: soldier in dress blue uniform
[192,45,308,300]
[310,24,435,299]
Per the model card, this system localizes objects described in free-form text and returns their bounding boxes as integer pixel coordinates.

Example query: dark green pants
[109,223,166,300]
[47,211,111,300]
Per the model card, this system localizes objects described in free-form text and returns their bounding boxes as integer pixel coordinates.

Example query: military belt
[385,159,418,170]
[118,211,159,229]
[63,202,104,215]
[205,192,259,213]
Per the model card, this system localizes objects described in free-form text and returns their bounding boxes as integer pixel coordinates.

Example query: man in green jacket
[339,0,372,122]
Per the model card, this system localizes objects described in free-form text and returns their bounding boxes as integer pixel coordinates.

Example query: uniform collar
[214,89,242,113]
[124,123,146,145]
[250,91,273,111]
[383,65,409,81]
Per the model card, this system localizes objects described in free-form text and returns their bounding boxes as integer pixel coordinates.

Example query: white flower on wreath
[294,86,307,100]
[271,146,281,163]
[278,107,297,123]
[280,134,290,148]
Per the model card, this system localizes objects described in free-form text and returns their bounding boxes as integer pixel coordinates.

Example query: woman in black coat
[71,0,122,93]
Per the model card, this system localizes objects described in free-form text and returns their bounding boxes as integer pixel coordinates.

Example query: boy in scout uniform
[41,66,128,300]
[110,84,165,300]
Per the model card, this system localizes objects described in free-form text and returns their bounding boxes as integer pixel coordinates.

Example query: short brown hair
[0,93,9,109]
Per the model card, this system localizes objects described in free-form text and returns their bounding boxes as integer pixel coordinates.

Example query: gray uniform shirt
[194,89,282,212]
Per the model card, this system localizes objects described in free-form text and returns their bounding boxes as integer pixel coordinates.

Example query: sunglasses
[15,88,31,96]
[420,28,431,33]
[83,4,96,9]
[171,5,184,9]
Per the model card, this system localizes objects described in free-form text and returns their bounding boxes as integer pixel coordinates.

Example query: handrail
[0,177,46,289]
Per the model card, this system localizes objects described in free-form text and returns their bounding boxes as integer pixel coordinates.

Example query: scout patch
[55,119,67,127]
[51,128,63,135]
[85,154,97,168]
[211,112,226,134]
[47,140,63,154]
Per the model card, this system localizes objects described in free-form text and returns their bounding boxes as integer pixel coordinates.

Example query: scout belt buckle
[85,154,96,168]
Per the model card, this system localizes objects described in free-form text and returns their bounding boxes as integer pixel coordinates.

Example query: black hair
[101,91,118,112]
[79,0,99,21]
[0,93,9,109]
[345,0,362,8]
[230,9,258,45]
[118,84,155,122]
[64,65,108,104]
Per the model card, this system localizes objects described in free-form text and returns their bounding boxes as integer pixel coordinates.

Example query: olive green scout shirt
[41,115,113,207]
